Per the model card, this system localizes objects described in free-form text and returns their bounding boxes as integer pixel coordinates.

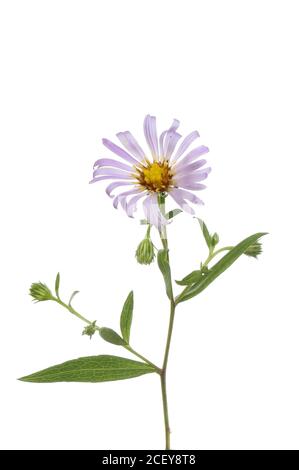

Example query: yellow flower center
[136,161,173,192]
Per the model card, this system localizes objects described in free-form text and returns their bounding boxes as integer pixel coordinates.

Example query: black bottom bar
[1,450,298,467]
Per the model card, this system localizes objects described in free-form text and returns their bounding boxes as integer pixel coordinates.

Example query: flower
[90,115,211,228]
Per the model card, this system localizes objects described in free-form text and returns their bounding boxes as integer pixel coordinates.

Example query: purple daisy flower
[90,115,211,228]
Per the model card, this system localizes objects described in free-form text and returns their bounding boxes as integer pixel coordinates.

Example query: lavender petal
[171,130,200,162]
[93,167,134,179]
[105,181,134,197]
[143,115,159,160]
[93,158,132,173]
[174,146,209,169]
[102,138,139,165]
[116,131,146,161]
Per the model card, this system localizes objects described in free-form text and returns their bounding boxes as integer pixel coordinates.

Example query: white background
[0,0,298,450]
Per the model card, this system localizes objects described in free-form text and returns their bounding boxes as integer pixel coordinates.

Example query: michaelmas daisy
[90,115,211,228]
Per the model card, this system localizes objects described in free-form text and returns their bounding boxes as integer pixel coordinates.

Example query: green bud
[82,321,97,339]
[211,232,219,247]
[29,282,53,302]
[135,237,155,265]
[244,242,263,258]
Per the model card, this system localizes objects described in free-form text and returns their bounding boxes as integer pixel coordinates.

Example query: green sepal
[157,249,173,300]
[19,355,155,383]
[176,232,268,304]
[99,327,127,346]
[120,291,134,343]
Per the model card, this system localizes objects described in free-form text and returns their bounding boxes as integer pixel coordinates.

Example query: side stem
[53,298,160,372]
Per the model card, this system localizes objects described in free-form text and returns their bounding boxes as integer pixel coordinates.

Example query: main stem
[158,193,176,450]
[160,299,176,450]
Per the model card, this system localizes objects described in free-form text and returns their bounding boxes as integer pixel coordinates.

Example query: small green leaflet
[19,355,155,383]
[165,209,182,220]
[157,249,173,300]
[176,266,210,286]
[176,269,203,286]
[99,328,126,346]
[120,291,134,344]
[55,272,60,299]
[196,218,212,249]
[176,232,267,303]
[68,290,79,307]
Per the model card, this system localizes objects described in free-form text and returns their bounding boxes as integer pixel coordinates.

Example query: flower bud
[211,232,219,247]
[82,321,97,339]
[29,282,53,302]
[244,242,262,258]
[135,237,155,265]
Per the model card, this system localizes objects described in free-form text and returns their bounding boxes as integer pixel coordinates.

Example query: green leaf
[68,290,79,307]
[99,327,126,346]
[120,291,134,343]
[157,249,173,300]
[19,355,155,383]
[176,232,267,303]
[55,272,60,298]
[196,218,212,249]
[176,270,203,286]
[165,209,182,220]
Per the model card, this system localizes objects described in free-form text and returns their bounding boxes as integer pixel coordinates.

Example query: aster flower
[90,115,211,228]
[23,113,266,452]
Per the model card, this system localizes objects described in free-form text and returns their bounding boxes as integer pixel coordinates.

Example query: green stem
[202,245,233,267]
[160,299,176,450]
[53,298,160,373]
[158,193,176,450]
[125,345,161,374]
[55,298,100,330]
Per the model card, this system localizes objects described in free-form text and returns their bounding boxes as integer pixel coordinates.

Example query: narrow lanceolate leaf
[176,232,267,304]
[99,327,126,346]
[19,355,155,383]
[176,270,203,286]
[166,209,183,220]
[120,291,134,343]
[55,272,60,298]
[68,290,79,307]
[196,218,212,249]
[157,249,173,300]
